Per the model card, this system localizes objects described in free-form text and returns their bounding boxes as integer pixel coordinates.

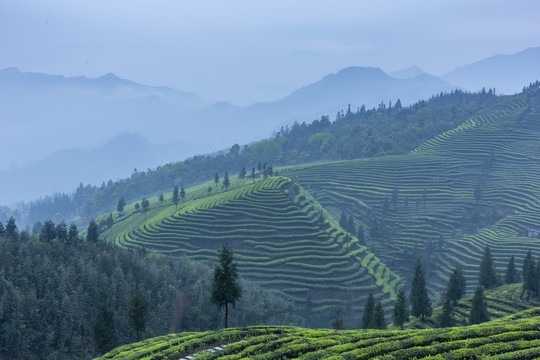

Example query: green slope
[104,177,401,318]
[280,85,540,296]
[405,283,540,329]
[97,307,540,360]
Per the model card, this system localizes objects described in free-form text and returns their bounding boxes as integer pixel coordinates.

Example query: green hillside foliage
[0,225,300,359]
[24,90,498,224]
[97,307,540,360]
[405,283,540,329]
[103,176,401,327]
[279,84,540,297]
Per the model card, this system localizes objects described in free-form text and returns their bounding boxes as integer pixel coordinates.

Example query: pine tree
[357,226,365,245]
[446,267,466,305]
[117,196,126,212]
[393,287,409,329]
[127,288,149,342]
[92,291,115,354]
[5,216,17,239]
[180,185,186,202]
[211,245,242,328]
[523,250,538,295]
[68,223,79,243]
[239,167,247,179]
[172,185,179,209]
[410,258,432,319]
[372,302,386,329]
[504,255,519,284]
[159,193,164,204]
[40,220,57,242]
[437,293,454,328]
[214,173,220,188]
[223,171,230,191]
[361,293,375,329]
[469,286,489,324]
[56,221,68,242]
[479,246,498,289]
[86,220,99,243]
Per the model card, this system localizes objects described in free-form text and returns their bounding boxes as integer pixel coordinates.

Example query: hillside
[103,177,400,326]
[280,84,540,296]
[405,283,540,329]
[97,308,540,359]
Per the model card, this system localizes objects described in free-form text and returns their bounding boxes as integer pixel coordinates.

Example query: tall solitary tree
[372,302,387,329]
[523,250,538,295]
[172,185,179,209]
[117,196,126,212]
[211,245,242,328]
[393,287,409,329]
[127,288,149,342]
[504,255,519,284]
[469,286,489,324]
[214,173,220,188]
[410,258,432,320]
[180,185,186,202]
[479,246,498,289]
[223,171,230,191]
[446,267,466,305]
[361,293,375,329]
[438,293,454,328]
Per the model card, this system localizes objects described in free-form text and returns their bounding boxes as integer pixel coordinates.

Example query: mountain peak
[389,65,426,79]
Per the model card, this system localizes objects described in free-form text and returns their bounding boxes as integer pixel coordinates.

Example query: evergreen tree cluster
[0,220,302,359]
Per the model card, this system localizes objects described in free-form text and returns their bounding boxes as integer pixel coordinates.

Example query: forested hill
[21,89,499,225]
[0,220,300,359]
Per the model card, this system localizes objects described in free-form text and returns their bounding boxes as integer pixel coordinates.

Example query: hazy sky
[1,0,539,105]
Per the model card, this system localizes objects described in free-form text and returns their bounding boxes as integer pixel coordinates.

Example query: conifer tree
[117,196,126,212]
[86,220,99,243]
[92,291,115,354]
[172,185,179,209]
[68,223,79,243]
[339,211,347,229]
[159,193,164,204]
[479,246,498,289]
[357,226,365,245]
[223,171,230,191]
[523,250,538,295]
[347,215,355,234]
[437,293,454,328]
[5,216,17,239]
[393,287,409,329]
[214,173,220,188]
[469,286,489,324]
[446,266,466,305]
[504,255,519,284]
[372,302,386,329]
[361,293,375,329]
[127,288,149,342]
[141,198,150,217]
[239,167,247,179]
[211,245,242,328]
[410,258,432,319]
[180,185,186,202]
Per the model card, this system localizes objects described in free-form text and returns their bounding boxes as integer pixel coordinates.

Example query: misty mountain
[0,133,205,204]
[0,67,207,171]
[0,66,455,205]
[195,67,454,146]
[442,46,540,94]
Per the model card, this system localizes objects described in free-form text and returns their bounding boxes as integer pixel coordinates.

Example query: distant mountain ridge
[443,46,540,93]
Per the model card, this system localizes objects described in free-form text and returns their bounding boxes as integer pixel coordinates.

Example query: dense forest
[0,219,302,359]
[16,89,498,225]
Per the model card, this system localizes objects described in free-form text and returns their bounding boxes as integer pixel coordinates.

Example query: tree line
[0,218,302,359]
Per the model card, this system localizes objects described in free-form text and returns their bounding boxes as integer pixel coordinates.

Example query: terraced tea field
[405,283,540,329]
[97,308,540,359]
[280,86,540,296]
[104,176,400,317]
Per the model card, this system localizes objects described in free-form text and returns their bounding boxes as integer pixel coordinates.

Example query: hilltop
[97,307,540,359]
